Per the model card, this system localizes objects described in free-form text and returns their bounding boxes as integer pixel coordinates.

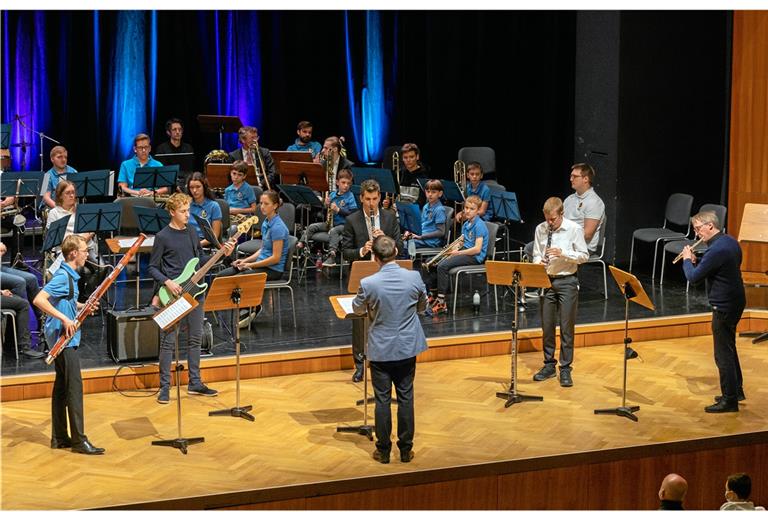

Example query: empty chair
[660,203,727,287]
[581,227,608,300]
[629,193,694,281]
[114,197,157,236]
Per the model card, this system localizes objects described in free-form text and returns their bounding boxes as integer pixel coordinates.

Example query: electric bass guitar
[158,216,259,306]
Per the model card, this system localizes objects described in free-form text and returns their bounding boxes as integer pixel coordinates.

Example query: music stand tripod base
[209,405,254,421]
[594,405,640,422]
[495,390,544,408]
[336,424,374,440]
[152,436,205,455]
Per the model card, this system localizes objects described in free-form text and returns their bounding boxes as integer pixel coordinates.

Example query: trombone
[452,159,467,238]
[249,140,271,191]
[385,151,400,213]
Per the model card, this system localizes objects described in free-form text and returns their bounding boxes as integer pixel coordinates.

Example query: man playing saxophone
[420,195,488,315]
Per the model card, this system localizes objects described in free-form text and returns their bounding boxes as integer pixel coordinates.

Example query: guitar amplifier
[107,308,160,363]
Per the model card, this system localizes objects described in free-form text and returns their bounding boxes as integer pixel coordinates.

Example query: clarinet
[543,225,553,265]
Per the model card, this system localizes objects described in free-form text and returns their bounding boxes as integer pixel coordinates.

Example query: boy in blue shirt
[34,235,105,455]
[117,133,165,197]
[457,162,492,222]
[42,145,78,209]
[224,160,258,222]
[421,195,489,314]
[297,169,358,267]
[404,179,447,256]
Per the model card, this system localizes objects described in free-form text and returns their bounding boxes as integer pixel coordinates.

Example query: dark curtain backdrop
[2,10,576,228]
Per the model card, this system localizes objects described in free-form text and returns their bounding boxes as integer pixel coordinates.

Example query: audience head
[658,473,688,503]
[373,235,398,263]
[725,473,753,502]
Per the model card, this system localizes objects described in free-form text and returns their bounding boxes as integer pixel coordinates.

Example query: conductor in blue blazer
[352,236,428,464]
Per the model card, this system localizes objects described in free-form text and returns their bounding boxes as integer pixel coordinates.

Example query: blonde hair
[691,210,720,230]
[465,195,482,208]
[61,234,86,260]
[165,192,191,212]
[50,145,67,158]
[543,197,564,216]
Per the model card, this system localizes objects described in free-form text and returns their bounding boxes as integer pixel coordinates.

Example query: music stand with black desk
[197,114,242,150]
[41,214,71,282]
[351,167,398,200]
[155,153,195,191]
[1,171,46,266]
[594,265,654,422]
[67,170,114,203]
[133,165,178,201]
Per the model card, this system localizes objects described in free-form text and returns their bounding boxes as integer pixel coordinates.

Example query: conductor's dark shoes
[400,450,415,463]
[705,400,739,413]
[71,439,105,455]
[533,365,556,381]
[372,450,390,464]
[352,367,364,382]
[50,437,72,449]
[715,391,746,402]
[559,368,573,387]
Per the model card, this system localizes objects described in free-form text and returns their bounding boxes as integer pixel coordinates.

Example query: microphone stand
[15,115,61,171]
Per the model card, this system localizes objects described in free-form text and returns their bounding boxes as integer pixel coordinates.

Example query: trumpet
[423,235,464,271]
[672,238,704,264]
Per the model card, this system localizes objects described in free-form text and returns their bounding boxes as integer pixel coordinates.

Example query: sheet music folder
[153,293,199,331]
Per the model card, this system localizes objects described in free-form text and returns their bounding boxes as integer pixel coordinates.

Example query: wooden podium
[738,203,768,343]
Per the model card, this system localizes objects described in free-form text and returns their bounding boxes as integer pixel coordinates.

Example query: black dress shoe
[704,400,739,413]
[22,348,45,359]
[715,391,746,402]
[71,439,105,455]
[533,365,556,382]
[400,450,415,463]
[51,437,72,449]
[352,367,364,382]
[372,450,390,464]
[559,369,573,388]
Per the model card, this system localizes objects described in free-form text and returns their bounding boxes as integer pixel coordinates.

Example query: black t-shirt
[155,141,194,154]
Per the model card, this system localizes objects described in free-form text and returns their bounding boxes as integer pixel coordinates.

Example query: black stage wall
[4,11,730,266]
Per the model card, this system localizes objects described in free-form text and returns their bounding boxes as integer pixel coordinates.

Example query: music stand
[439,180,465,204]
[133,165,178,199]
[351,167,398,198]
[396,201,421,235]
[491,190,525,264]
[197,114,242,149]
[73,202,121,235]
[594,266,654,422]
[191,213,221,249]
[737,203,768,344]
[280,161,327,190]
[67,170,113,201]
[277,184,324,209]
[41,214,70,278]
[485,261,551,407]
[205,273,267,421]
[270,150,313,173]
[1,172,43,267]
[134,206,170,234]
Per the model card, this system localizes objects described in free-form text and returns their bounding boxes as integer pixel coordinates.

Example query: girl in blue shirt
[187,172,223,248]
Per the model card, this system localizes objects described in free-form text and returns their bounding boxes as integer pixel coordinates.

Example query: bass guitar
[157,216,259,306]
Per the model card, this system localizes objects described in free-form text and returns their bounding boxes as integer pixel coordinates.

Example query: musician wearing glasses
[42,145,78,209]
[421,195,488,315]
[287,120,322,158]
[563,163,605,254]
[117,133,165,197]
[46,180,99,263]
[531,197,588,388]
[341,179,402,381]
[228,126,276,188]
[681,211,745,413]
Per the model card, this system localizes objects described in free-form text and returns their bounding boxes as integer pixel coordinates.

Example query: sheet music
[154,296,193,330]
[337,296,356,315]
[118,236,154,248]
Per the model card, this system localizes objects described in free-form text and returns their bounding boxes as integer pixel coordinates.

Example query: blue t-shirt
[466,182,492,221]
[420,201,447,248]
[330,190,357,226]
[117,155,162,189]
[46,166,78,194]
[286,139,322,158]
[225,183,257,210]
[257,214,290,272]
[462,216,489,263]
[189,198,223,239]
[42,263,80,348]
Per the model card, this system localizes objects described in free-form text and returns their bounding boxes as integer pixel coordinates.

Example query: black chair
[450,221,501,315]
[458,147,496,176]
[629,193,694,281]
[114,197,157,236]
[660,203,727,288]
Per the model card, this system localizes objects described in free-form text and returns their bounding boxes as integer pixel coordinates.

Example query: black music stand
[1,171,45,267]
[197,115,242,149]
[134,206,170,234]
[486,261,550,407]
[280,161,327,190]
[351,167,398,199]
[396,201,421,235]
[74,202,121,235]
[67,170,113,202]
[491,190,525,270]
[439,179,465,204]
[41,214,71,279]
[205,273,266,422]
[133,165,178,199]
[277,184,324,209]
[594,266,654,422]
[191,213,221,249]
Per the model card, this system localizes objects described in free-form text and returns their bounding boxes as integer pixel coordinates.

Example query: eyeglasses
[570,173,584,179]
[135,146,150,151]
[693,222,711,232]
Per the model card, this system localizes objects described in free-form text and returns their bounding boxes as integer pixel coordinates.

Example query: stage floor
[2,335,766,510]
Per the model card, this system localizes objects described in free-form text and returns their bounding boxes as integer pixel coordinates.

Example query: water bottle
[315,250,323,269]
[473,290,481,316]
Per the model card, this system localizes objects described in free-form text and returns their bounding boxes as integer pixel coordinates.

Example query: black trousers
[540,274,579,369]
[52,347,85,444]
[370,357,416,454]
[712,307,744,402]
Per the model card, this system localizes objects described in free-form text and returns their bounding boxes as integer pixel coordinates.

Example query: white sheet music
[118,236,154,249]
[337,296,356,315]
[154,296,193,330]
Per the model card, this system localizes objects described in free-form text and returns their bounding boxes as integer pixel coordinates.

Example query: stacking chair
[458,147,496,175]
[660,203,727,288]
[263,236,298,327]
[114,197,157,236]
[629,193,694,281]
[236,202,297,257]
[410,206,454,262]
[581,227,608,300]
[1,309,19,359]
[449,221,500,315]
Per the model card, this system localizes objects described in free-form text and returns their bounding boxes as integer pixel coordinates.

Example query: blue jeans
[0,265,40,301]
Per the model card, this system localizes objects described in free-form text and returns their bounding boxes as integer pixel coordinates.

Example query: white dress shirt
[532,217,589,276]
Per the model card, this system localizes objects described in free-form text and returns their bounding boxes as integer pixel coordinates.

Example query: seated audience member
[722,473,765,510]
[658,473,688,510]
[404,179,447,256]
[287,120,322,158]
[186,172,222,248]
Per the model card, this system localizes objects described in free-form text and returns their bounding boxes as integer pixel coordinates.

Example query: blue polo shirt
[46,166,78,194]
[117,155,162,189]
[420,201,447,248]
[225,182,257,210]
[330,190,357,226]
[466,182,492,221]
[189,198,222,239]
[462,216,489,263]
[42,263,80,348]
[257,214,290,272]
[286,139,322,158]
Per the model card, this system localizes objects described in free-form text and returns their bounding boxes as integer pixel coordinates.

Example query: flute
[672,238,704,264]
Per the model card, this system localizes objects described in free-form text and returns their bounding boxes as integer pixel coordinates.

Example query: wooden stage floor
[2,335,767,510]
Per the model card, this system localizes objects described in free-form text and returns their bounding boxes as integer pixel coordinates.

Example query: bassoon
[44,234,147,365]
